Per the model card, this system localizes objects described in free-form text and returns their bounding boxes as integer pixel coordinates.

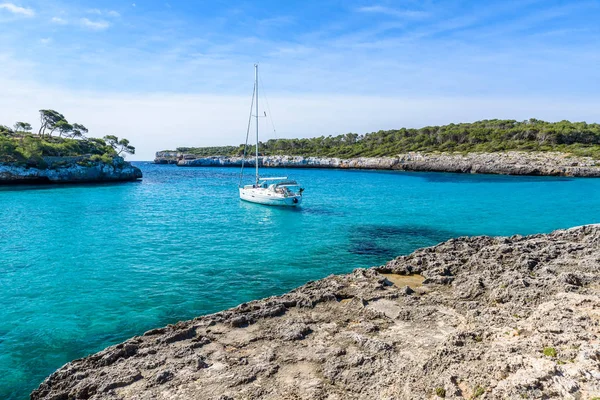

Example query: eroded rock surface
[155,151,600,177]
[32,225,600,399]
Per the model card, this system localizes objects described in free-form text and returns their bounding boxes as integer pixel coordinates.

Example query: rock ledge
[0,157,142,184]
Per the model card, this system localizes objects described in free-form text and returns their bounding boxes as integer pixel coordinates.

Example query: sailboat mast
[255,64,259,186]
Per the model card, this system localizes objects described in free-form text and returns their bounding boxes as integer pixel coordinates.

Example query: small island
[0,110,142,184]
[155,119,600,177]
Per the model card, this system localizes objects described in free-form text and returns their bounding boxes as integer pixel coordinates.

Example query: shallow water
[1,163,599,399]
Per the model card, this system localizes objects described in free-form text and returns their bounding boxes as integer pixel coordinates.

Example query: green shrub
[90,153,115,164]
[543,347,557,357]
[0,134,118,165]
[473,386,485,398]
[435,387,446,397]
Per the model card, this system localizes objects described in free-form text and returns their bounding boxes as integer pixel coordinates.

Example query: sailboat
[238,64,304,207]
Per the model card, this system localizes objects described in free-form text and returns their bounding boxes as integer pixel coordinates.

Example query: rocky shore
[154,151,600,177]
[0,157,142,184]
[32,225,600,399]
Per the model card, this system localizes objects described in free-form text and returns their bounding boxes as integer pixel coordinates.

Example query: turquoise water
[1,163,600,399]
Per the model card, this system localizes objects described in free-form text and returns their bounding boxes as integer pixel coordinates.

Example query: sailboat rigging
[238,64,304,207]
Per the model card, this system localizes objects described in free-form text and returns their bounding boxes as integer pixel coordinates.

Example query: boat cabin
[244,177,302,197]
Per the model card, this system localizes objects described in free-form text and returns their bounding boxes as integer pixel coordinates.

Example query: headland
[155,151,600,177]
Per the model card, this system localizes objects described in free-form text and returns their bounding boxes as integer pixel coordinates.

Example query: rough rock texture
[155,151,600,177]
[32,225,600,399]
[154,152,179,164]
[0,157,142,184]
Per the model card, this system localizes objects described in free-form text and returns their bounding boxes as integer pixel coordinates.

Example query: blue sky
[1,0,599,159]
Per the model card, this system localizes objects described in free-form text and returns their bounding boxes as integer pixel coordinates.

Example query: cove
[1,163,599,399]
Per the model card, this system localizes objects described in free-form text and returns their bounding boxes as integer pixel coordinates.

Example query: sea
[1,162,599,399]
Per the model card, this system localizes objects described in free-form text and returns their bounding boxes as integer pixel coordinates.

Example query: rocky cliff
[32,225,600,399]
[0,157,142,184]
[154,151,600,177]
[153,151,180,164]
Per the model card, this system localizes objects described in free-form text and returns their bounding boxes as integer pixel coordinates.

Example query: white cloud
[40,37,52,44]
[87,9,120,17]
[357,5,428,19]
[80,18,110,30]
[51,16,67,25]
[0,2,34,17]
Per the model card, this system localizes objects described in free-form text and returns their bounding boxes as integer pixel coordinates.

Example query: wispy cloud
[356,5,428,19]
[258,15,293,27]
[80,17,110,30]
[0,2,34,17]
[51,16,67,25]
[88,8,120,17]
[533,28,593,38]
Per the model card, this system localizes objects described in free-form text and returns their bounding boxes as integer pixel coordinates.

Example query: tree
[344,133,359,144]
[0,125,14,136]
[38,109,66,137]
[71,123,88,139]
[13,122,32,133]
[103,135,118,148]
[104,135,135,156]
[55,120,74,138]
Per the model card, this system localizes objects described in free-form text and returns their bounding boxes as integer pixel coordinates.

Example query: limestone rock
[153,151,600,177]
[0,157,142,184]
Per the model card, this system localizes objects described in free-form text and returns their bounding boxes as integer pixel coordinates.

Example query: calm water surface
[1,163,599,399]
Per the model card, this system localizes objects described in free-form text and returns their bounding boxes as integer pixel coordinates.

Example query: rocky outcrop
[153,151,179,164]
[0,157,142,184]
[156,151,600,177]
[32,225,600,399]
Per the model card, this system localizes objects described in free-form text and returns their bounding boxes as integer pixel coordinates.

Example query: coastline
[32,225,600,399]
[0,157,142,184]
[155,151,600,177]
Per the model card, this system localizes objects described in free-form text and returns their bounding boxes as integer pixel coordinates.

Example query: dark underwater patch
[348,225,463,259]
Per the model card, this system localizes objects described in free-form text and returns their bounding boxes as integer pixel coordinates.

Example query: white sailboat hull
[239,187,302,207]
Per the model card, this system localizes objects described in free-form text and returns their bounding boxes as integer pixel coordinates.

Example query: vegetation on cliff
[164,119,600,159]
[174,146,240,157]
[0,110,135,168]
